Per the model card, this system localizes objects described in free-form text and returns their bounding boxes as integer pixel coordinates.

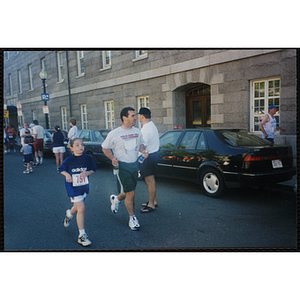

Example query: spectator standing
[20,122,32,147]
[4,125,7,154]
[6,124,17,152]
[68,117,79,142]
[22,134,34,174]
[51,125,66,172]
[259,104,286,145]
[102,107,148,231]
[59,138,97,246]
[32,120,45,165]
[137,107,160,213]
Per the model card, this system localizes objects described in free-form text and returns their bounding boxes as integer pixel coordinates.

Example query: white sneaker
[110,194,119,214]
[40,158,43,164]
[129,216,140,231]
[23,169,30,174]
[78,234,92,246]
[64,209,72,227]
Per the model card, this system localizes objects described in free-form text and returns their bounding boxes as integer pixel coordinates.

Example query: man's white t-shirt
[140,121,159,154]
[102,127,145,163]
[32,125,44,139]
[20,128,32,146]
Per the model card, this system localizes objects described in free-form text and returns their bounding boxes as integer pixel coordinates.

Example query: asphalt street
[3,151,298,251]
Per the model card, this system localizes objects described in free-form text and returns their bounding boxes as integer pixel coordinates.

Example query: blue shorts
[24,154,34,163]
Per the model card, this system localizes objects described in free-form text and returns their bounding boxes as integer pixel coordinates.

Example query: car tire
[199,167,225,198]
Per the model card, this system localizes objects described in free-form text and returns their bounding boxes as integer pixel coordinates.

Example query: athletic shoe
[30,168,33,173]
[23,169,30,174]
[78,234,92,246]
[63,209,72,227]
[40,158,43,164]
[110,194,119,214]
[129,216,140,231]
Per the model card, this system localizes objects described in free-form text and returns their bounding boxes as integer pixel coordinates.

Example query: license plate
[272,159,283,168]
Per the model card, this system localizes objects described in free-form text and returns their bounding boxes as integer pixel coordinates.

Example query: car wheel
[199,167,225,198]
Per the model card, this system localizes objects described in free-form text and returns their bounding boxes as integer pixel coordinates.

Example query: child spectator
[59,138,97,246]
[22,133,34,174]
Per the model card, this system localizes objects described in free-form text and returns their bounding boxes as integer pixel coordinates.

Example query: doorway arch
[186,84,211,128]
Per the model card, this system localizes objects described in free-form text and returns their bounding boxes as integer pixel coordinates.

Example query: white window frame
[80,104,88,129]
[57,51,64,82]
[77,51,85,76]
[61,106,67,130]
[8,74,13,95]
[28,64,34,90]
[137,95,150,129]
[18,69,22,94]
[32,110,37,121]
[104,100,115,129]
[250,77,281,134]
[101,51,112,70]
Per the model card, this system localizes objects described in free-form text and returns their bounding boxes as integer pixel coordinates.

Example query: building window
[77,51,85,76]
[104,100,115,129]
[135,50,148,59]
[102,51,112,70]
[137,96,149,129]
[57,51,64,82]
[80,104,88,129]
[61,107,67,130]
[137,95,149,110]
[18,70,22,94]
[250,78,281,132]
[32,110,37,121]
[8,74,13,95]
[28,64,34,90]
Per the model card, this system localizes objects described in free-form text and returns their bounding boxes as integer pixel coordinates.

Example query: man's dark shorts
[117,161,139,193]
[139,151,158,177]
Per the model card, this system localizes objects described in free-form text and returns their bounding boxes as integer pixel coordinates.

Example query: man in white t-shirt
[137,107,160,213]
[102,107,148,231]
[20,122,32,146]
[32,120,45,165]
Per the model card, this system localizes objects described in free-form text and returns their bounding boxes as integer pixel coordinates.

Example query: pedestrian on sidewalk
[51,125,66,172]
[59,138,97,246]
[259,104,286,145]
[102,107,148,231]
[32,120,45,165]
[137,107,160,213]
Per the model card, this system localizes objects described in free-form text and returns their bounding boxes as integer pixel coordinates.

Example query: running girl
[59,138,97,246]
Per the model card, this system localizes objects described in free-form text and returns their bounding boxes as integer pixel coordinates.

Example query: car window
[94,131,104,142]
[160,131,182,149]
[216,130,272,146]
[178,131,200,149]
[80,131,91,142]
[196,132,206,150]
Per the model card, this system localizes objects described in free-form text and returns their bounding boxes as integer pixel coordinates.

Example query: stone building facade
[3,49,297,157]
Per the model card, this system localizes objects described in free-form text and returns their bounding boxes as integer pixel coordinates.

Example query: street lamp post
[39,69,49,129]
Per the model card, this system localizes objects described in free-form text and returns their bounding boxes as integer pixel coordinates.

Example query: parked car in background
[43,129,68,154]
[78,129,110,163]
[157,129,296,197]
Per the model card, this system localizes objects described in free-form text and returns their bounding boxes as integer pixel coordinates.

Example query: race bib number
[72,174,89,187]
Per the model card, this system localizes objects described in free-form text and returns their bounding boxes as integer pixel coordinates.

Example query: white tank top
[262,113,276,139]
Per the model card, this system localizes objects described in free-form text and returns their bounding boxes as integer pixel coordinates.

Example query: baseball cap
[268,104,276,110]
[137,107,151,116]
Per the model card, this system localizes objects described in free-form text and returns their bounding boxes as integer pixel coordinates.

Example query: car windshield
[216,130,272,147]
[95,131,104,142]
